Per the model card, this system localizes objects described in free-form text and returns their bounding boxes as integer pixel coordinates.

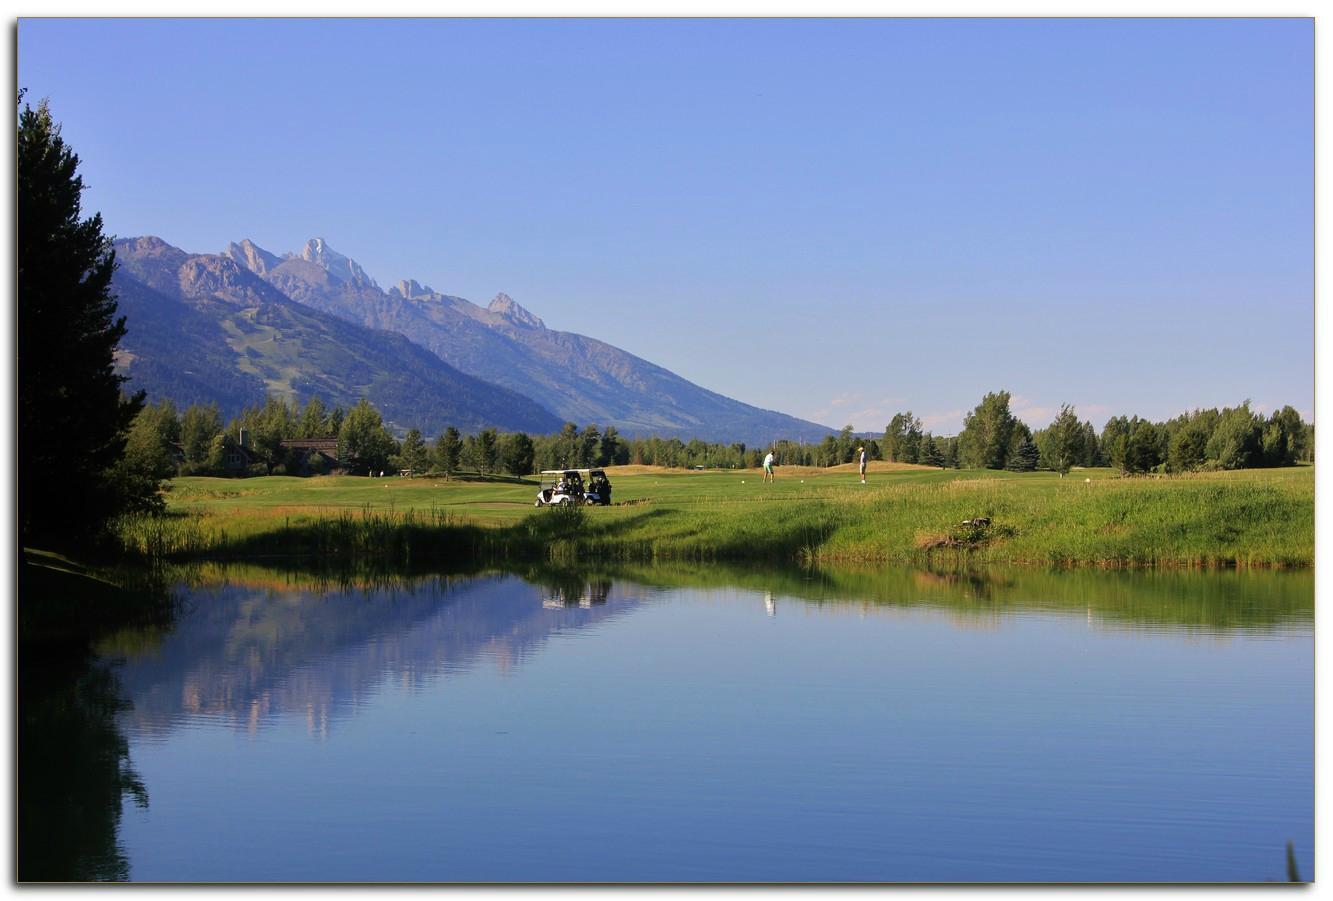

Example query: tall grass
[528,475,1313,567]
[116,468,1313,569]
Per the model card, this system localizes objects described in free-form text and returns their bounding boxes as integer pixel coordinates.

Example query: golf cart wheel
[559,497,572,506]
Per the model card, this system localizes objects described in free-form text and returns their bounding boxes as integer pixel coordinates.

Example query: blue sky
[18,18,1312,433]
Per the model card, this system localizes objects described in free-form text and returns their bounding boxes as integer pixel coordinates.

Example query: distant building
[166,441,187,468]
[220,434,264,473]
[280,437,341,475]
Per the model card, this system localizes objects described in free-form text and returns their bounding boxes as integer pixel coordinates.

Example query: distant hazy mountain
[112,237,563,435]
[220,237,833,444]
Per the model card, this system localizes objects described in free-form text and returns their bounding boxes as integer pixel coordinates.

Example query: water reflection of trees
[18,661,146,881]
[601,561,1313,634]
[17,558,178,882]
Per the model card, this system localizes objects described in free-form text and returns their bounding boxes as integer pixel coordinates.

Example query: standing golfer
[763,450,776,483]
[858,446,867,483]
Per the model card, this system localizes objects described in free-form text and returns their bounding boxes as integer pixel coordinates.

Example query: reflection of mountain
[105,573,645,738]
[98,561,1313,744]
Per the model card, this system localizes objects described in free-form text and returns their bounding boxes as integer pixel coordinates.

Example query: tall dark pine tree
[18,98,145,545]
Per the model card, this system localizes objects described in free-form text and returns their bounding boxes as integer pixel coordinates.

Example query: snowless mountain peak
[222,238,281,276]
[487,292,545,329]
[294,237,378,289]
[391,278,436,300]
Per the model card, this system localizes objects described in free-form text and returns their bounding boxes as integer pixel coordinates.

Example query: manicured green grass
[127,463,1313,568]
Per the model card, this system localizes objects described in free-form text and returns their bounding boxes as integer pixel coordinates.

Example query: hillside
[112,237,563,436]
[222,237,833,444]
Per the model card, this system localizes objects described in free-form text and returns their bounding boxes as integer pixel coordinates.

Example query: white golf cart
[534,469,613,507]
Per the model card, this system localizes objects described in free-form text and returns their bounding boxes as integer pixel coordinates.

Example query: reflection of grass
[592,560,1313,633]
[155,557,1313,635]
[126,466,1313,568]
[19,550,179,646]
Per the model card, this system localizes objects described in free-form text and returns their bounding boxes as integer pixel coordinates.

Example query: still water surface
[61,565,1318,881]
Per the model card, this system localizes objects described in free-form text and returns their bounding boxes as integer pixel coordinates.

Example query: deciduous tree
[883,413,923,464]
[1044,404,1085,477]
[337,399,395,475]
[180,403,222,468]
[958,391,1018,469]
[1206,402,1262,470]
[1167,416,1210,473]
[109,399,180,511]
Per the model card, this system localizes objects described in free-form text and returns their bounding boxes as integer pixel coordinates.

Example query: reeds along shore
[109,467,1314,569]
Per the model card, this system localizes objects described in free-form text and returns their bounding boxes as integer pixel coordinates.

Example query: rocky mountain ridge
[112,237,563,435]
[214,236,833,444]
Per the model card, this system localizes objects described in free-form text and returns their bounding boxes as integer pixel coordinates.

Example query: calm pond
[22,563,1313,883]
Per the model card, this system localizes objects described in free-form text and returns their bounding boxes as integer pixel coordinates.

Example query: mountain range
[111,235,834,444]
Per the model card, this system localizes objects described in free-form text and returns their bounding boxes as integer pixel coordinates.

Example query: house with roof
[279,437,342,476]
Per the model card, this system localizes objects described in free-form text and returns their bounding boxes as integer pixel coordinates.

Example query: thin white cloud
[920,410,966,434]
[811,394,906,430]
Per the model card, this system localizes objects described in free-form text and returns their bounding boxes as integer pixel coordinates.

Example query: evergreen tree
[1123,420,1163,474]
[499,432,535,476]
[476,428,499,475]
[941,436,960,469]
[920,435,945,468]
[19,98,146,544]
[296,396,331,438]
[601,426,627,466]
[554,422,580,468]
[578,425,601,469]
[434,427,462,478]
[1080,420,1099,467]
[1006,437,1039,472]
[396,428,429,474]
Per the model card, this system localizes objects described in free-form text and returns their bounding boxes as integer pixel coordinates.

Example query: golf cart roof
[539,469,606,475]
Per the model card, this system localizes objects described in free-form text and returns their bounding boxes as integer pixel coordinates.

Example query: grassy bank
[117,463,1314,568]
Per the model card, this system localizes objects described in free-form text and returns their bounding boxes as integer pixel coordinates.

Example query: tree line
[875,391,1312,475]
[119,386,1312,490]
[119,394,756,479]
